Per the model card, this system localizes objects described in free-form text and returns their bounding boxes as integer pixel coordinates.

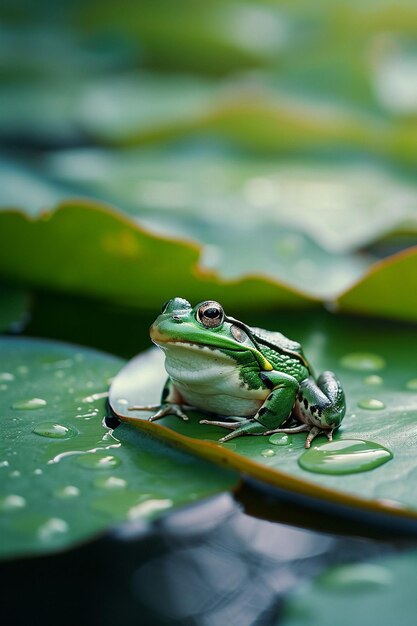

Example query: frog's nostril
[172,314,182,322]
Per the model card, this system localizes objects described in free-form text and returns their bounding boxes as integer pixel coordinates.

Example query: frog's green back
[250,327,311,374]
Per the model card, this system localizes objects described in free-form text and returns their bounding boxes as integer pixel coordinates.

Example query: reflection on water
[0,481,410,625]
[115,491,398,626]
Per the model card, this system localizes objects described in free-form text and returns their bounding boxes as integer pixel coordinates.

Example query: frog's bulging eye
[197,301,224,328]
[230,325,248,343]
[161,300,169,313]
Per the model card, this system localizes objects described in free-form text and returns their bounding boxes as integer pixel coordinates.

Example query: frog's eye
[161,300,169,313]
[230,324,248,343]
[197,301,224,328]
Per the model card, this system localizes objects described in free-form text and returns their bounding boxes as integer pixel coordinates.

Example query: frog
[129,297,346,448]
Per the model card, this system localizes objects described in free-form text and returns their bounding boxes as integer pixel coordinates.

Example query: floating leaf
[281,549,417,626]
[0,203,314,311]
[337,246,417,322]
[0,337,238,559]
[110,309,417,521]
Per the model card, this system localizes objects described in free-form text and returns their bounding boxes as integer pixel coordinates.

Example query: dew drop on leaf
[340,353,386,371]
[298,439,393,475]
[12,398,47,410]
[268,433,292,446]
[358,398,385,410]
[260,448,276,457]
[32,422,76,439]
[0,494,26,511]
[363,375,384,386]
[74,453,121,470]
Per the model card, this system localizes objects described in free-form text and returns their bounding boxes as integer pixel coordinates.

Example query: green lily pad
[0,283,29,331]
[337,246,417,323]
[46,148,417,254]
[0,337,238,560]
[0,203,314,311]
[110,309,417,522]
[281,548,417,626]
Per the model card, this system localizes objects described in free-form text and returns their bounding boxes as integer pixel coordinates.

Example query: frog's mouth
[150,325,273,370]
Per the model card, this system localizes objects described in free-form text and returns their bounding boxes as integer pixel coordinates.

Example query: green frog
[130,298,346,448]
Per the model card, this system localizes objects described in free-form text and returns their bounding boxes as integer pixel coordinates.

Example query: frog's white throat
[156,340,265,416]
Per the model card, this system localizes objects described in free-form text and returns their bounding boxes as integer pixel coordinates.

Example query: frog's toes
[199,419,240,430]
[305,426,333,448]
[129,403,189,422]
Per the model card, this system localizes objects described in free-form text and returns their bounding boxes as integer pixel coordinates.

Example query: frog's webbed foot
[128,403,192,422]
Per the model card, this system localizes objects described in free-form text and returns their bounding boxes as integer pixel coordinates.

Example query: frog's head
[150,297,273,370]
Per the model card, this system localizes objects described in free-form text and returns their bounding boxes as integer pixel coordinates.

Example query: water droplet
[340,353,385,371]
[318,563,392,590]
[363,375,383,386]
[75,409,99,419]
[12,398,47,410]
[75,452,121,470]
[54,486,80,499]
[33,469,43,475]
[17,366,29,375]
[0,460,9,468]
[32,422,76,439]
[127,499,173,520]
[358,398,385,410]
[117,398,129,406]
[0,494,26,510]
[269,433,292,446]
[82,391,108,403]
[261,448,276,457]
[38,518,68,541]
[10,470,21,478]
[298,439,392,475]
[94,476,127,490]
[0,372,14,382]
[406,378,417,391]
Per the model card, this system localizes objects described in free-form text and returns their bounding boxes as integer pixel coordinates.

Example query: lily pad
[110,309,417,522]
[0,203,314,311]
[46,148,417,254]
[0,337,238,559]
[281,548,417,626]
[337,246,417,323]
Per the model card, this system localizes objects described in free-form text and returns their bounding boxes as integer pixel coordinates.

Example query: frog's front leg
[265,371,346,448]
[129,377,192,422]
[201,371,299,443]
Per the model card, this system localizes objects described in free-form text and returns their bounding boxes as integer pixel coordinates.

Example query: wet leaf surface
[110,310,417,522]
[0,337,238,559]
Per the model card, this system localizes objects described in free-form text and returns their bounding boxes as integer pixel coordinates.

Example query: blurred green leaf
[0,336,238,559]
[0,203,313,311]
[337,247,417,322]
[111,310,417,521]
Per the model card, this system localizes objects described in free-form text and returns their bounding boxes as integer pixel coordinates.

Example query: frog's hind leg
[294,371,346,448]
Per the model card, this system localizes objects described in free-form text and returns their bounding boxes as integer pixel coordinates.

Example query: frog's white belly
[160,342,266,417]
